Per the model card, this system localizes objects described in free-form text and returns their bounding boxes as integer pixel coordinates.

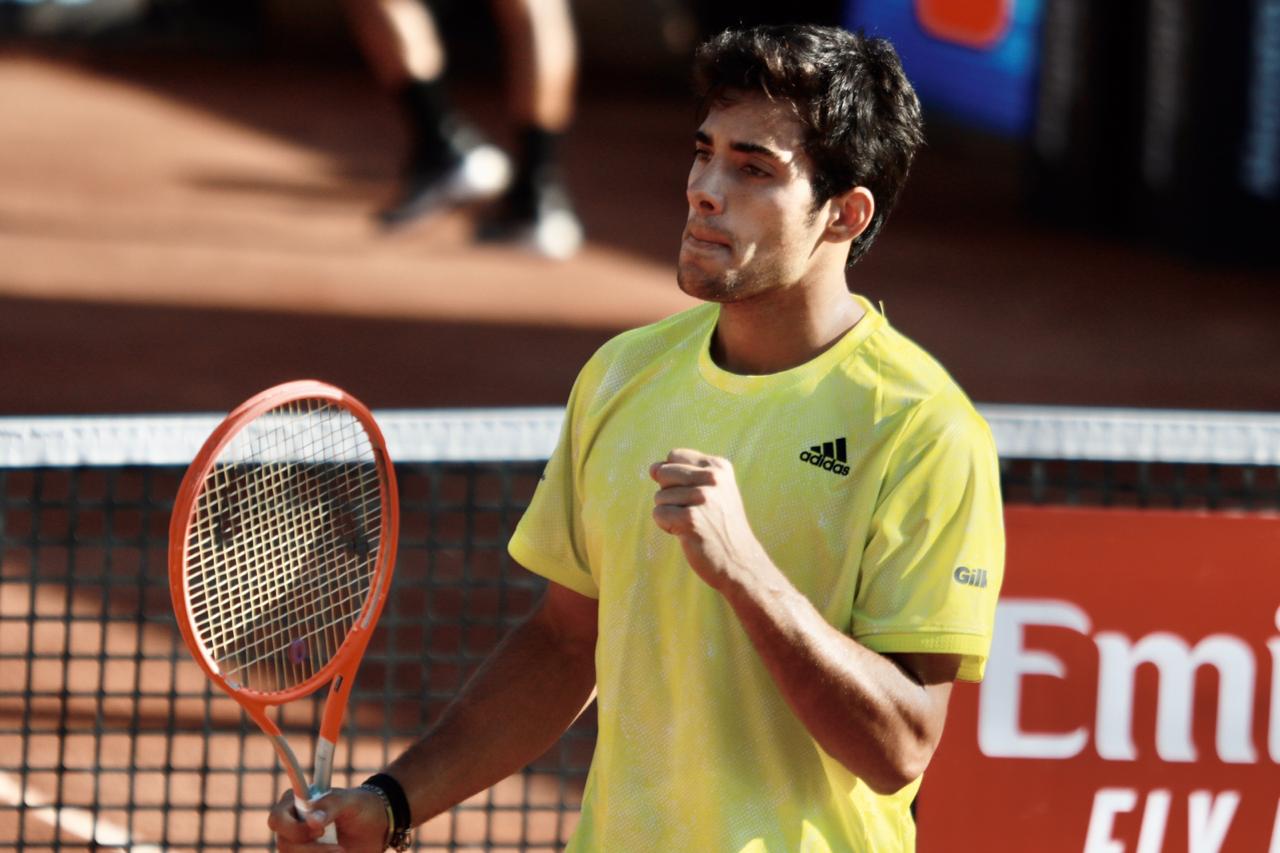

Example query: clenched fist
[650,448,771,592]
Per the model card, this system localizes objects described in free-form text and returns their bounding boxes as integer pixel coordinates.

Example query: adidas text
[953,566,988,588]
[800,437,850,476]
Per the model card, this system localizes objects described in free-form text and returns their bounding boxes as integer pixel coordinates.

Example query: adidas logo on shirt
[799,437,850,476]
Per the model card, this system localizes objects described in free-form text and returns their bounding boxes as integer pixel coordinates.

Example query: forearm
[720,562,940,794]
[383,599,596,824]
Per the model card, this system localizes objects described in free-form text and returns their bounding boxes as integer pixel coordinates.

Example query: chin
[677,263,736,302]
[680,257,782,305]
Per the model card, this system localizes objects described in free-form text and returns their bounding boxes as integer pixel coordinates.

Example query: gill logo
[954,566,988,588]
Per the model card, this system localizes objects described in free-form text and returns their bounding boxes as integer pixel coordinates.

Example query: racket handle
[293,793,339,845]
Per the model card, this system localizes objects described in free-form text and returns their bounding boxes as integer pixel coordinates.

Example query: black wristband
[362,772,411,833]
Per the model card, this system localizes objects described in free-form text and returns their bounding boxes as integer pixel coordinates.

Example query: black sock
[398,78,459,169]
[509,125,564,201]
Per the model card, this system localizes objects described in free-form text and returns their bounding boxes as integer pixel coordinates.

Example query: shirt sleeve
[852,393,1004,681]
[507,369,599,599]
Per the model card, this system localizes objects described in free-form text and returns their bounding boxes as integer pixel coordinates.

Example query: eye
[742,164,770,178]
[693,148,711,161]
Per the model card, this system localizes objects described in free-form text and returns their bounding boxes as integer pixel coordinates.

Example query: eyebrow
[694,130,784,162]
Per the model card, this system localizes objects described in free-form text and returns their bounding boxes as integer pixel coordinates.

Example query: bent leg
[342,0,446,86]
[491,0,578,130]
[481,0,583,258]
[343,0,511,228]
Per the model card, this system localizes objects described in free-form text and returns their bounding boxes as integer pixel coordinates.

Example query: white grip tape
[293,794,338,845]
[312,738,336,793]
[305,737,339,844]
[288,737,339,846]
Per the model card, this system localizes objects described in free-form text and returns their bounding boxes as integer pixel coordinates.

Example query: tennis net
[1,405,1278,851]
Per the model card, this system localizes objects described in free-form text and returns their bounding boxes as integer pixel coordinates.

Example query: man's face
[677,93,830,302]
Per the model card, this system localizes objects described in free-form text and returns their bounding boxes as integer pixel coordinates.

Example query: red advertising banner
[918,506,1280,852]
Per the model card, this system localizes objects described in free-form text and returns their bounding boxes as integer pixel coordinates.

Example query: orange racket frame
[168,380,400,825]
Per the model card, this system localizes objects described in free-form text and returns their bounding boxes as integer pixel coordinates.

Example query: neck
[711,271,865,375]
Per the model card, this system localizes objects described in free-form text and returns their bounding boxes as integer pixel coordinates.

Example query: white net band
[3,405,1279,467]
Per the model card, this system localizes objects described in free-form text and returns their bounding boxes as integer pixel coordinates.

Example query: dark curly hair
[692,25,924,266]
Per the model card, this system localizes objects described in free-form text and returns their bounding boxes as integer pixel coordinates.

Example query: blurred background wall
[1,0,1277,414]
[8,0,1277,269]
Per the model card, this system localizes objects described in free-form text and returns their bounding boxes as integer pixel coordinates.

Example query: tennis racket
[168,380,399,844]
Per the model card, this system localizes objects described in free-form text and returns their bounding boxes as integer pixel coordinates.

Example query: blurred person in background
[343,0,582,259]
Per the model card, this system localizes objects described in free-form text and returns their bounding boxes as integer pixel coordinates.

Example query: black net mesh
[2,452,1279,850]
[1000,458,1280,510]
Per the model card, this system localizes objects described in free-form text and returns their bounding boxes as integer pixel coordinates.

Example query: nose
[686,166,724,215]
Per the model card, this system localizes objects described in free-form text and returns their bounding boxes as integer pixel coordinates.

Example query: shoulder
[902,387,993,457]
[589,302,716,367]
[852,312,993,456]
[862,320,961,410]
[573,303,717,403]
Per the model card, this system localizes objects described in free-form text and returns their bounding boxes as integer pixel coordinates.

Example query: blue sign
[846,0,1046,137]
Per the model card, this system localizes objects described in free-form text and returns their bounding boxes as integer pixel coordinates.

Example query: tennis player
[271,23,1003,852]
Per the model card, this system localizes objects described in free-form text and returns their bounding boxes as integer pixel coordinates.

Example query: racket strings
[226,399,378,681]
[186,398,384,693]
[195,404,378,688]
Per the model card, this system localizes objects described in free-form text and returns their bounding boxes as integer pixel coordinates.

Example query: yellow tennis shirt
[508,294,1004,852]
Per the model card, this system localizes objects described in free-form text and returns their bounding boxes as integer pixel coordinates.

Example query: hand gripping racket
[169,380,399,844]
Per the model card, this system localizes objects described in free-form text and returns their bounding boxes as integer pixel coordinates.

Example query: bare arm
[269,579,597,850]
[652,449,958,795]
[389,579,598,820]
[719,562,958,794]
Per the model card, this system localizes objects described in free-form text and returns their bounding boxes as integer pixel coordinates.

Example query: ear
[824,186,875,243]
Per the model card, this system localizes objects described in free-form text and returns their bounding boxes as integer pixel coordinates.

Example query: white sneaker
[476,181,583,260]
[378,133,512,230]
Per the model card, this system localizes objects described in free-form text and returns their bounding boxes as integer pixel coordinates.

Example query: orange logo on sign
[915,0,1012,49]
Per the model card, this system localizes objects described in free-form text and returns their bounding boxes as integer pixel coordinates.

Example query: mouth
[683,226,732,252]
